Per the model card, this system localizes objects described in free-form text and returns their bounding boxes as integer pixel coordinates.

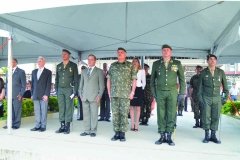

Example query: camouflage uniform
[141,74,153,121]
[107,60,137,132]
[190,74,202,120]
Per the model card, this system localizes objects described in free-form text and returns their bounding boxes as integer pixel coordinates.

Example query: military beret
[162,44,172,50]
[62,49,71,55]
[118,47,127,53]
[232,82,236,85]
[196,65,203,69]
[144,63,150,68]
[207,54,217,60]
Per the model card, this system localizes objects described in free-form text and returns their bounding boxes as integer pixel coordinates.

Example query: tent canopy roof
[0,1,240,66]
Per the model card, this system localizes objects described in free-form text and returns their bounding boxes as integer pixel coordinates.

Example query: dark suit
[100,71,110,119]
[6,67,26,128]
[77,74,83,119]
[31,68,52,128]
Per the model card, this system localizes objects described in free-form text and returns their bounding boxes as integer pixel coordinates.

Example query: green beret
[207,54,217,60]
[62,49,71,55]
[162,44,172,50]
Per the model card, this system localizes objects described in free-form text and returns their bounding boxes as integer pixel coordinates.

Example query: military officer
[55,49,79,134]
[197,54,228,144]
[150,44,185,146]
[190,65,203,128]
[107,47,137,142]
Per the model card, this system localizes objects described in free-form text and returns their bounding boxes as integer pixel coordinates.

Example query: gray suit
[31,68,52,129]
[6,67,26,128]
[79,67,104,134]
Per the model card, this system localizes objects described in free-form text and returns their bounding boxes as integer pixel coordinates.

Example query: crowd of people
[0,44,237,146]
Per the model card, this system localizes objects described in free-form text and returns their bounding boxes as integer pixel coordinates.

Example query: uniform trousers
[57,87,74,122]
[157,90,177,132]
[202,95,221,131]
[111,97,130,132]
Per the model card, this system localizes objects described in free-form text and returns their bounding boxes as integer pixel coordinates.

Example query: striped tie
[87,68,92,78]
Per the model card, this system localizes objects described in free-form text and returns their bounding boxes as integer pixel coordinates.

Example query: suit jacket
[31,68,52,100]
[79,67,104,102]
[6,67,26,99]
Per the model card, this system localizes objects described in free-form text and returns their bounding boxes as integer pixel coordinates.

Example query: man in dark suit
[79,54,104,137]
[30,56,52,132]
[99,63,111,122]
[77,65,86,121]
[4,58,26,129]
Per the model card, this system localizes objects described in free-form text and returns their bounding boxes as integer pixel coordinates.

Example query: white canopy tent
[0,1,240,67]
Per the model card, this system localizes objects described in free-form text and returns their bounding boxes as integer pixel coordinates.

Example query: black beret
[196,65,203,69]
[207,54,217,60]
[117,47,126,53]
[162,44,172,50]
[144,63,150,68]
[62,49,71,55]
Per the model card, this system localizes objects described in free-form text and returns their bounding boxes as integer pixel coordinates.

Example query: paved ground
[0,106,240,160]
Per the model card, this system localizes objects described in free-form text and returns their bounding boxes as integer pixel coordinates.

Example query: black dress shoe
[30,127,40,131]
[39,128,46,132]
[77,118,83,121]
[105,118,111,122]
[3,126,7,129]
[80,132,90,136]
[98,118,104,121]
[13,126,19,130]
[90,133,96,137]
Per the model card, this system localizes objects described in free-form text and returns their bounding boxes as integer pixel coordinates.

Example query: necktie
[104,71,106,78]
[87,68,92,78]
[164,61,169,68]
[210,69,214,76]
[12,69,14,75]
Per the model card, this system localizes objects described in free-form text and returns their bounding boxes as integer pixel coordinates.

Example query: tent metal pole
[7,34,12,135]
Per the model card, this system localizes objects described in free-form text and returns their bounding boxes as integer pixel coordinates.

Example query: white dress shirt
[230,87,239,96]
[37,67,44,80]
[88,66,95,75]
[136,69,146,89]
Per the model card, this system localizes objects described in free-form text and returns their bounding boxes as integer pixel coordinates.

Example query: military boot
[155,132,166,145]
[139,118,145,125]
[119,132,126,142]
[199,119,203,128]
[166,132,175,146]
[193,119,200,128]
[55,121,65,133]
[111,132,120,141]
[64,122,70,134]
[202,130,209,143]
[177,110,183,116]
[144,118,149,126]
[209,130,221,144]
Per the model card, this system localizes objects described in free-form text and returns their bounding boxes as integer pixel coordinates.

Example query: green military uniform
[107,60,137,132]
[141,73,153,124]
[150,58,185,133]
[190,74,202,126]
[55,61,79,122]
[197,67,228,131]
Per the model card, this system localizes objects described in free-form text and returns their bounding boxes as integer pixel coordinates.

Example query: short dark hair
[88,54,96,60]
[12,58,18,63]
[62,49,71,55]
[196,65,203,69]
[118,47,126,53]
